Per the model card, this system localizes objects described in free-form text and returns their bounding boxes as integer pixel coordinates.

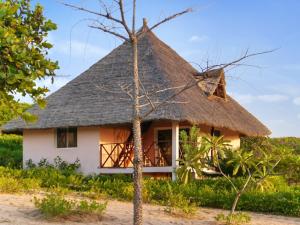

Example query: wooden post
[172,121,179,181]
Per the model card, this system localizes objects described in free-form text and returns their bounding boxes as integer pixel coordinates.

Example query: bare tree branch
[118,0,132,36]
[141,49,276,119]
[138,85,186,99]
[132,0,136,33]
[147,8,192,32]
[139,78,155,110]
[89,23,129,41]
[204,49,277,72]
[62,2,123,25]
[139,100,188,108]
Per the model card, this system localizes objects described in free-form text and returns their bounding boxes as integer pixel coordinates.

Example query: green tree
[210,137,282,223]
[241,137,300,184]
[176,126,211,184]
[0,0,58,121]
[0,102,30,126]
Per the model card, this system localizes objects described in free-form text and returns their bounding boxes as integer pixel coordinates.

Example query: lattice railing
[99,142,174,168]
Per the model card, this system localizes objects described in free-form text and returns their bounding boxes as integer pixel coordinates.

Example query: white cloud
[298,114,300,120]
[293,97,300,106]
[257,94,289,103]
[188,35,208,43]
[231,93,289,104]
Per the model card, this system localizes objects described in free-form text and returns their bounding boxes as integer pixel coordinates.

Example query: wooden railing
[99,142,173,168]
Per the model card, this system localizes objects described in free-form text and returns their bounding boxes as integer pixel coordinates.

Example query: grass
[215,212,251,225]
[33,193,107,221]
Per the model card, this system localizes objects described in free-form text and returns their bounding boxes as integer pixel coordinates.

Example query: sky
[28,0,300,137]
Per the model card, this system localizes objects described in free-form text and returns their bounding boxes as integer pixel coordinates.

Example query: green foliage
[216,137,283,217]
[0,177,22,193]
[0,134,22,168]
[215,212,251,225]
[34,193,107,219]
[25,156,81,176]
[0,176,40,193]
[77,199,107,215]
[34,194,73,218]
[164,182,196,217]
[0,0,58,120]
[0,103,30,126]
[176,126,211,184]
[270,137,300,154]
[0,165,298,216]
[241,137,300,183]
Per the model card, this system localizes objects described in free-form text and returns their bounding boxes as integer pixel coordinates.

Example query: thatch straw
[3,27,270,136]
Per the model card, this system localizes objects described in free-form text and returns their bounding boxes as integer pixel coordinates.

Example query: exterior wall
[23,122,241,176]
[23,127,100,174]
[99,127,131,144]
[219,127,240,149]
[197,124,240,149]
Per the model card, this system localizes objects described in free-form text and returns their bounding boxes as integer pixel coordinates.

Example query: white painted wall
[23,127,100,174]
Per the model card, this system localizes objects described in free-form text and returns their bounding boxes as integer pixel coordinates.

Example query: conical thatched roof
[3,26,270,136]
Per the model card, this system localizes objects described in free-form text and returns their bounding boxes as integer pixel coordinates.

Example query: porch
[98,122,182,180]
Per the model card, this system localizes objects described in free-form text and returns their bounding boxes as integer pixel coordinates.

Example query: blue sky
[31,0,300,137]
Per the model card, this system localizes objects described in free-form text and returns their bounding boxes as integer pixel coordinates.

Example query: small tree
[176,126,210,184]
[208,136,282,223]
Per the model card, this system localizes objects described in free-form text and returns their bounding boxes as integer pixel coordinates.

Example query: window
[157,129,172,166]
[56,127,77,148]
[212,130,221,137]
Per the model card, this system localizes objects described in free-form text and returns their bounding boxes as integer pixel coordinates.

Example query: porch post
[171,121,179,181]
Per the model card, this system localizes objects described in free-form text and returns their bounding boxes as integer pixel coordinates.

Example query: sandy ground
[0,193,299,225]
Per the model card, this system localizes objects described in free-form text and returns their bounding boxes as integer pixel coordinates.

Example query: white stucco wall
[23,127,100,174]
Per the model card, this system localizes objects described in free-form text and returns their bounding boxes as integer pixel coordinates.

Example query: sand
[0,193,299,225]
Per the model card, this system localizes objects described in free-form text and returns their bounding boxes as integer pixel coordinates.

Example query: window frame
[56,127,78,149]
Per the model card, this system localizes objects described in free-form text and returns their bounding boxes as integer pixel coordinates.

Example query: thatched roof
[3,26,270,136]
[196,69,226,96]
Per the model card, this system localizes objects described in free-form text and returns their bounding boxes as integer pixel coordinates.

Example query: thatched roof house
[3,25,270,177]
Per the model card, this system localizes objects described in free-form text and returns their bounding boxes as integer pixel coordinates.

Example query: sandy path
[0,194,299,225]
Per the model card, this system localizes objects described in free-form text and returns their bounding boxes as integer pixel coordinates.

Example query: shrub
[215,212,251,225]
[26,156,81,176]
[34,193,107,220]
[0,165,298,217]
[0,176,40,193]
[77,200,107,215]
[34,194,73,218]
[164,183,196,217]
[0,177,22,193]
[0,135,22,168]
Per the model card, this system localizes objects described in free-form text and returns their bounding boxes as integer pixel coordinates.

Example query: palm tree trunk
[132,36,143,225]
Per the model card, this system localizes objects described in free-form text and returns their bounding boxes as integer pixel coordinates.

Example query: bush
[34,194,73,218]
[0,176,40,193]
[26,156,81,176]
[215,212,251,225]
[240,136,300,183]
[34,193,107,220]
[0,165,298,217]
[0,135,22,168]
[0,177,22,193]
[164,183,196,217]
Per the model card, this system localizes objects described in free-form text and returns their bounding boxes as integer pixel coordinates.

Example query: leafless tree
[62,1,274,224]
[62,1,191,224]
